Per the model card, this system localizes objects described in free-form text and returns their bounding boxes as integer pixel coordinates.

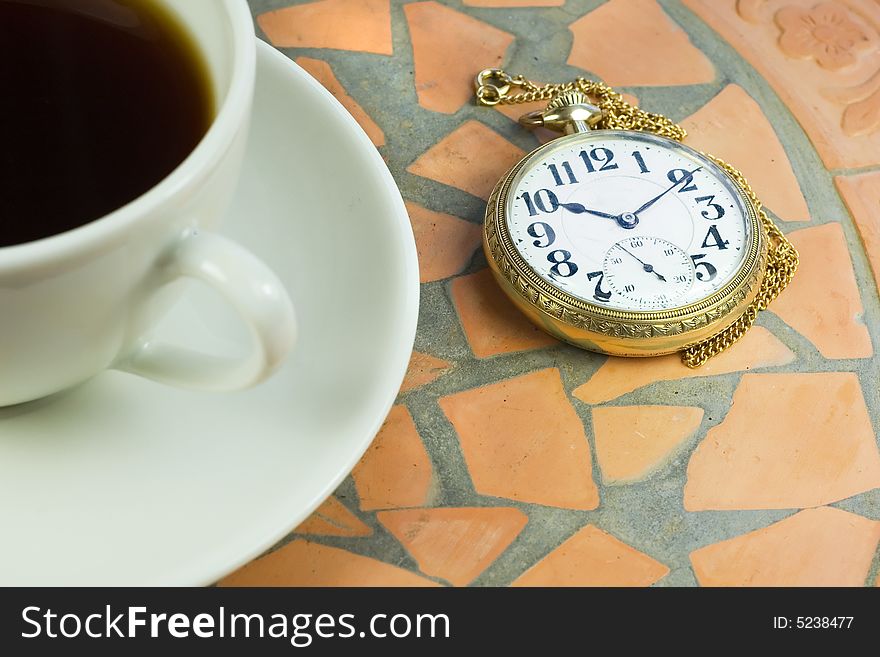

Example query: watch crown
[519,91,603,135]
[545,91,592,112]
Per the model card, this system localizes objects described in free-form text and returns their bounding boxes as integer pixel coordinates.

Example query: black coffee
[0,0,213,247]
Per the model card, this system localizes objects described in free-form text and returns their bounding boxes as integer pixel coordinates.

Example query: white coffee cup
[0,0,296,407]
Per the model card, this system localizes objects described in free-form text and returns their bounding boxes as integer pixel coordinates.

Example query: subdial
[602,236,695,309]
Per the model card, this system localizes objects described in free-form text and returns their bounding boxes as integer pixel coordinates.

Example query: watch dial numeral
[547,161,578,186]
[527,221,556,248]
[547,249,578,277]
[519,189,559,216]
[695,194,726,220]
[667,168,698,192]
[586,270,612,302]
[519,191,537,216]
[691,254,718,281]
[508,134,748,312]
[534,189,559,214]
[701,225,730,250]
[631,150,650,174]
[579,147,619,173]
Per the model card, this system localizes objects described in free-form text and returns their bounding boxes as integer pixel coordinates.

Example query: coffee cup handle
[117,229,297,390]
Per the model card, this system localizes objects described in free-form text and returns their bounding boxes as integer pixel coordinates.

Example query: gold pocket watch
[474,69,799,367]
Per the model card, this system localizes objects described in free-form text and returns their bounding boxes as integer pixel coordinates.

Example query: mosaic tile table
[222,0,880,587]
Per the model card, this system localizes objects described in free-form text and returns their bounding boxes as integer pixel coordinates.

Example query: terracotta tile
[573,327,793,404]
[406,201,482,283]
[592,406,705,484]
[405,2,514,114]
[682,85,808,222]
[377,507,528,586]
[352,405,435,512]
[295,57,385,147]
[464,0,563,6]
[219,539,439,587]
[407,120,526,200]
[294,496,372,538]
[683,0,880,169]
[684,372,880,511]
[400,350,453,393]
[621,93,639,108]
[777,3,872,70]
[439,368,599,510]
[257,0,392,55]
[690,507,880,586]
[451,269,558,358]
[512,525,669,586]
[835,171,880,293]
[568,0,714,87]
[770,223,872,359]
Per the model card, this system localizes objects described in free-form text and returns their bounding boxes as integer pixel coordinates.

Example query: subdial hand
[630,166,701,217]
[559,202,618,221]
[616,244,667,282]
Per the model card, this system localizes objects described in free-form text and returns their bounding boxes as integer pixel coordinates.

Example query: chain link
[680,159,799,368]
[475,69,686,141]
[475,68,799,368]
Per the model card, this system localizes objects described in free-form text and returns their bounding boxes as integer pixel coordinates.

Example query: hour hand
[559,202,617,221]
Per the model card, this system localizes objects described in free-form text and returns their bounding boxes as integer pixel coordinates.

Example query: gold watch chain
[681,161,799,367]
[475,68,686,141]
[475,68,799,368]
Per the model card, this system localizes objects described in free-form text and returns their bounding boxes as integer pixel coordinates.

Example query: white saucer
[0,41,418,585]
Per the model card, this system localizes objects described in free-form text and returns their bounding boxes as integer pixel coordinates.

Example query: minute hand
[631,167,701,216]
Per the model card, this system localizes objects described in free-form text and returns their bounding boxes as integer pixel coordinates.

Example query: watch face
[504,130,753,312]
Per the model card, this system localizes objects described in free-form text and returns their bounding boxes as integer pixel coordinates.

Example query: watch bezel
[488,129,764,330]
